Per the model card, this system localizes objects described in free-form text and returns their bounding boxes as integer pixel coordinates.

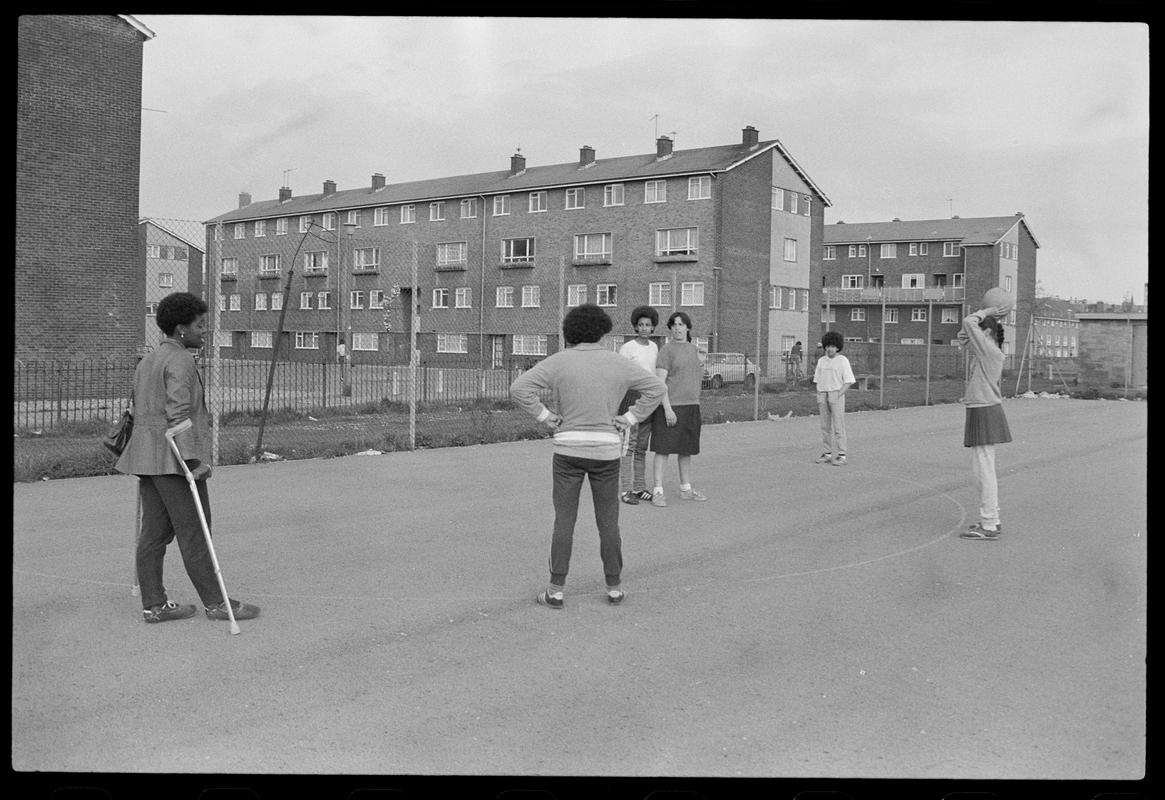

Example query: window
[374,207,391,226]
[221,257,238,275]
[680,281,704,306]
[783,238,798,262]
[493,195,509,216]
[229,293,241,311]
[823,246,836,260]
[295,332,319,350]
[803,196,812,216]
[822,309,836,323]
[496,286,514,307]
[911,307,928,322]
[789,193,798,214]
[604,184,624,206]
[304,251,328,273]
[234,223,245,239]
[842,275,864,289]
[942,308,958,324]
[596,284,617,306]
[350,290,365,310]
[919,242,929,255]
[323,212,336,231]
[146,302,158,316]
[271,292,283,311]
[429,201,445,221]
[885,307,899,323]
[146,244,161,258]
[432,288,449,308]
[254,220,265,237]
[900,338,925,345]
[771,188,784,211]
[437,242,467,267]
[788,288,798,308]
[521,285,540,307]
[565,187,585,209]
[400,205,416,224]
[299,215,312,233]
[437,333,468,353]
[567,284,587,306]
[1004,276,1013,292]
[952,273,965,288]
[217,294,226,312]
[644,180,666,203]
[688,175,711,200]
[353,247,379,270]
[850,307,865,321]
[801,290,809,310]
[858,244,867,257]
[933,274,947,288]
[901,273,924,289]
[369,290,384,309]
[909,242,918,256]
[656,227,698,256]
[353,333,378,351]
[847,244,856,258]
[880,243,897,259]
[574,232,612,260]
[460,198,477,219]
[260,254,280,275]
[300,292,313,310]
[276,218,288,235]
[943,241,961,257]
[455,287,472,308]
[317,291,331,310]
[154,272,173,289]
[345,210,360,227]
[649,282,672,306]
[513,334,547,356]
[254,293,267,311]
[529,192,547,213]
[770,286,782,309]
[502,237,535,264]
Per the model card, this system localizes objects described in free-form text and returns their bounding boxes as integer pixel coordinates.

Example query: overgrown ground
[12,374,1139,483]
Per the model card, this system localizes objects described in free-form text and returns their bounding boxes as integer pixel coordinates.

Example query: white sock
[680,483,691,492]
[653,486,663,494]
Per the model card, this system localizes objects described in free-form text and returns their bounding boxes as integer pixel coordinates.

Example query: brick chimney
[278,186,292,202]
[579,146,595,168]
[323,180,336,196]
[371,173,385,191]
[656,136,673,159]
[238,192,252,208]
[742,125,759,149]
[510,152,526,176]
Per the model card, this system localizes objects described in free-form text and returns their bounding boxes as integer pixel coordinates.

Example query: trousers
[136,474,225,609]
[619,422,653,493]
[549,453,622,588]
[970,445,1001,527]
[817,390,848,455]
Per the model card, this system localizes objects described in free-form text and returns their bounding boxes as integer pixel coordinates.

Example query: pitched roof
[139,218,205,252]
[824,215,1039,248]
[207,138,831,224]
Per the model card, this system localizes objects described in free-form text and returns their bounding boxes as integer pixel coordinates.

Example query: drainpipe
[479,195,487,373]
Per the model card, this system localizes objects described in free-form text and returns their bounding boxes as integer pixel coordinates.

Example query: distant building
[16,14,154,362]
[1030,315,1079,360]
[139,219,206,350]
[819,214,1039,367]
[204,126,830,368]
[1076,312,1147,390]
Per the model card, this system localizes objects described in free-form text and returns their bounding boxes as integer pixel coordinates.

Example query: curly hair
[666,311,694,341]
[562,303,613,345]
[629,305,659,328]
[979,315,1005,348]
[156,292,208,336]
[820,330,844,351]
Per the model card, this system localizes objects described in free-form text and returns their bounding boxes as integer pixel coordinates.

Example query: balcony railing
[823,286,965,304]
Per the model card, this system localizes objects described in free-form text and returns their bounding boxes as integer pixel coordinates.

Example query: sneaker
[607,588,625,605]
[142,601,196,624]
[831,454,848,466]
[815,453,833,464]
[537,589,564,609]
[679,488,707,501]
[651,490,668,507]
[204,599,261,621]
[620,491,640,505]
[959,523,1002,540]
[635,490,655,502]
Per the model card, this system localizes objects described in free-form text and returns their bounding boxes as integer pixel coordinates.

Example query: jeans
[137,474,225,609]
[549,454,622,588]
[619,422,653,493]
[817,390,848,455]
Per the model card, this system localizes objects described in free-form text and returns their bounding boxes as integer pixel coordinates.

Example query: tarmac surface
[11,398,1147,793]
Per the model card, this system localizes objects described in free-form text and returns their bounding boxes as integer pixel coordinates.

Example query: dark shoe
[143,601,196,624]
[607,588,625,605]
[959,523,1001,540]
[205,599,261,621]
[635,490,655,501]
[536,589,564,609]
[620,491,639,505]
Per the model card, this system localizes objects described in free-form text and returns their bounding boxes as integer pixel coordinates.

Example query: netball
[982,287,1013,309]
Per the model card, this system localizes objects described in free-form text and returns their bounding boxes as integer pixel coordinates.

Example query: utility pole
[341,222,356,396]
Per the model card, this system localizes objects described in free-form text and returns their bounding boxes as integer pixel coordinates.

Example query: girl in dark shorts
[649,311,707,506]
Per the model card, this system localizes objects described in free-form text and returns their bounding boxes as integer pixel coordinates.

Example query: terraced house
[204,126,829,367]
[819,213,1039,363]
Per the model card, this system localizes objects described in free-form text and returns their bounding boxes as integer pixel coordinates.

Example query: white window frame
[259,254,280,275]
[254,293,267,311]
[156,272,173,288]
[952,273,965,288]
[304,251,328,273]
[885,307,899,324]
[454,287,472,308]
[496,286,514,308]
[528,191,547,213]
[574,232,612,259]
[437,333,468,353]
[300,292,313,310]
[656,227,698,256]
[317,291,331,310]
[919,242,929,255]
[254,220,266,237]
[858,244,867,257]
[943,241,962,257]
[429,201,445,221]
[783,238,797,262]
[521,285,540,308]
[513,334,547,356]
[842,274,864,289]
[801,290,809,311]
[233,223,245,239]
[880,243,897,259]
[460,198,477,219]
[323,212,336,231]
[374,207,391,226]
[353,247,379,270]
[369,290,385,309]
[565,187,585,210]
[687,175,711,200]
[271,293,283,311]
[603,184,624,207]
[350,290,366,310]
[911,307,928,322]
[299,215,312,233]
[295,331,319,350]
[251,330,272,348]
[493,195,510,216]
[352,333,378,351]
[345,210,360,228]
[431,288,449,308]
[850,307,865,321]
[803,196,812,216]
[644,180,667,203]
[276,217,288,235]
[229,293,241,311]
[596,284,617,307]
[909,242,918,256]
[680,281,704,306]
[400,205,416,224]
[437,241,468,267]
[770,286,782,309]
[502,237,535,264]
[789,193,798,214]
[772,188,784,211]
[823,245,836,260]
[649,282,672,306]
[901,273,925,289]
[567,284,587,306]
[942,308,958,324]
[1004,275,1014,293]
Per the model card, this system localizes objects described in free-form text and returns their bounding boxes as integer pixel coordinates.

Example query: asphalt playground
[11,397,1147,794]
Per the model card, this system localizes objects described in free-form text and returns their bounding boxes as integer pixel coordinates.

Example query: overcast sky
[134,15,1148,305]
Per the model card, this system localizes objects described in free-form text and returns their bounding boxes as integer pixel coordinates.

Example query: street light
[341,222,357,396]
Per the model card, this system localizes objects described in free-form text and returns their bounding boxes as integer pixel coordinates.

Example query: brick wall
[16,15,146,362]
[717,152,775,354]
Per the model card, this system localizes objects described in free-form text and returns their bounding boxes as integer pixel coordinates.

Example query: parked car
[702,352,758,390]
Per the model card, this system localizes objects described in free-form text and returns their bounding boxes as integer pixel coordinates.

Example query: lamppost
[341,222,357,396]
[865,235,873,342]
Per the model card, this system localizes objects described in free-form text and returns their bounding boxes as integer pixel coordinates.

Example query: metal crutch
[131,479,142,596]
[165,419,240,635]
